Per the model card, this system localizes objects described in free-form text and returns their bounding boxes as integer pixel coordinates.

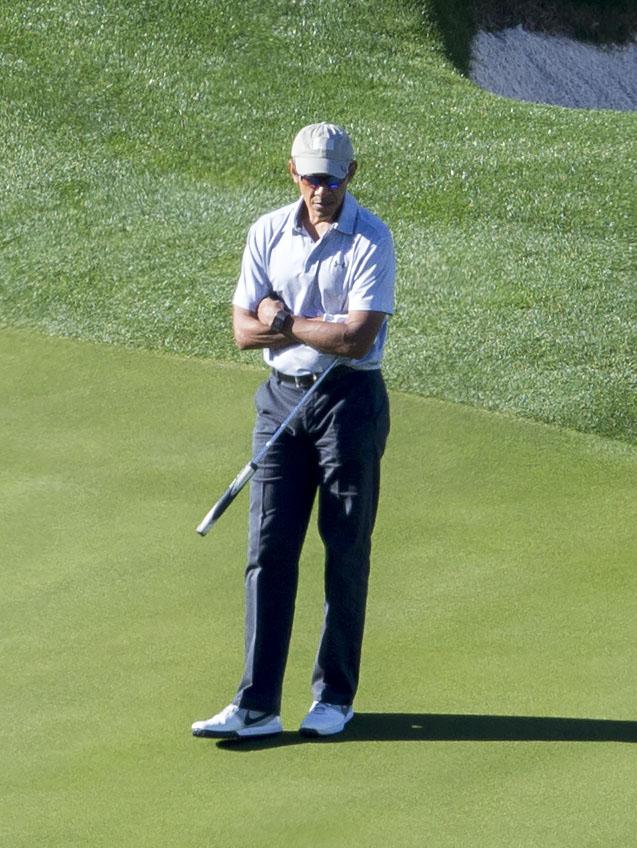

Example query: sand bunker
[470,25,637,110]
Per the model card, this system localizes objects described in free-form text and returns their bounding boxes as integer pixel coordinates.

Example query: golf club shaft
[195,359,340,536]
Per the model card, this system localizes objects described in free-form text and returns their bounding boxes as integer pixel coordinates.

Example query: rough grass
[0,0,635,442]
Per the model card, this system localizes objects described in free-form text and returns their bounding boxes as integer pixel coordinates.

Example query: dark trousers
[233,368,390,713]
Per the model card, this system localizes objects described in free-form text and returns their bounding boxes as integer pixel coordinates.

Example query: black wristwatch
[270,308,290,333]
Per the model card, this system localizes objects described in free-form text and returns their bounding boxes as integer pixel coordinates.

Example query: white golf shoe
[299,701,354,737]
[191,704,282,739]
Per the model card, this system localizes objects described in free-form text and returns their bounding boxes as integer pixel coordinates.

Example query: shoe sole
[192,728,283,739]
[192,722,283,740]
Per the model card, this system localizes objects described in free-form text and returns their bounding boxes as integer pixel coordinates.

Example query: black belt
[271,366,349,389]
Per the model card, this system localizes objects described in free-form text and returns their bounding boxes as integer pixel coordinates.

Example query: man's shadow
[213,712,637,751]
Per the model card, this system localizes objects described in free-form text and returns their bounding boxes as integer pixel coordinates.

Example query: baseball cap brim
[293,155,350,180]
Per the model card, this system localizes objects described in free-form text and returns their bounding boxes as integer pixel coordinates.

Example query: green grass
[1,328,635,847]
[2,5,635,844]
[1,0,635,441]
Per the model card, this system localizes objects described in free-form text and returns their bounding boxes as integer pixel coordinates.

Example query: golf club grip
[195,462,256,536]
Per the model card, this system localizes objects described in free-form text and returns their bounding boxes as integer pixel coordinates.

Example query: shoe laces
[312,702,346,715]
[217,704,240,720]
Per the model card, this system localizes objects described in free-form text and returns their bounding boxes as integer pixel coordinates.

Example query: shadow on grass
[213,712,637,751]
[424,0,637,74]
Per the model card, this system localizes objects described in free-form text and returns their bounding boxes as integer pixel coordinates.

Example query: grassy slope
[1,329,636,847]
[1,0,635,441]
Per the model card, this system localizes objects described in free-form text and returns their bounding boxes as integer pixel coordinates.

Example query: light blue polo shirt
[232,193,395,376]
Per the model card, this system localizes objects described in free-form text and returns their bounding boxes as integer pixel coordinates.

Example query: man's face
[289,160,357,224]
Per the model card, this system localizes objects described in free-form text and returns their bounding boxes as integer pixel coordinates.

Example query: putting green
[1,328,635,848]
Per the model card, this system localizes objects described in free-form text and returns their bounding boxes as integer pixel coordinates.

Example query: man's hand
[233,305,293,351]
[257,296,288,328]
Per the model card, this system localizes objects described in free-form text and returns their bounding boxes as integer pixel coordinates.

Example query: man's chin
[313,205,335,221]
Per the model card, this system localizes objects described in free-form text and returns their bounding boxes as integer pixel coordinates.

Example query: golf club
[195,359,340,536]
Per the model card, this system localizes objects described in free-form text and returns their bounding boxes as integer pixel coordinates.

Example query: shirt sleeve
[232,221,272,312]
[347,234,396,315]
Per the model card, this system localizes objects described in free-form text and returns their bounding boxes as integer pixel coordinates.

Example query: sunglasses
[299,173,346,190]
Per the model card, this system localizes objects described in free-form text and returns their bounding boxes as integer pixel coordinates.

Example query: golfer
[192,122,395,738]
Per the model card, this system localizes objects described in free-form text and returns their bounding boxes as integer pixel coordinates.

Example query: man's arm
[233,305,293,350]
[254,297,386,360]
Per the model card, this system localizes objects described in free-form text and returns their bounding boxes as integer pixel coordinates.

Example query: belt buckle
[294,373,315,389]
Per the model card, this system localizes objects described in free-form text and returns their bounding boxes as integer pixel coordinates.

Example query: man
[192,122,395,739]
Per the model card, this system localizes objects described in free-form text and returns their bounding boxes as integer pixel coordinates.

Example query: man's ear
[347,161,358,181]
[288,159,300,183]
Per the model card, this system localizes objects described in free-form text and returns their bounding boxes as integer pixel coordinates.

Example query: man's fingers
[257,295,285,326]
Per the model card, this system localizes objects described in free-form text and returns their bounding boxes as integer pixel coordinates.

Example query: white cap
[291,122,355,180]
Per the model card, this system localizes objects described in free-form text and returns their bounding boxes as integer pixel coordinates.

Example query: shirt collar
[290,197,306,233]
[331,192,357,235]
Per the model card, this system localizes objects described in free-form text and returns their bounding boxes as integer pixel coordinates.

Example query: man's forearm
[235,300,386,360]
[235,309,361,356]
[280,314,363,358]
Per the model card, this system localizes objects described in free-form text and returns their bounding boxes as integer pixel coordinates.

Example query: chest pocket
[317,251,351,315]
